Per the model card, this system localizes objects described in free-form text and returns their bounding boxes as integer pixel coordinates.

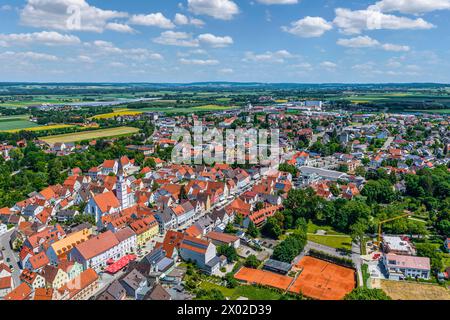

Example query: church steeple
[116,157,129,210]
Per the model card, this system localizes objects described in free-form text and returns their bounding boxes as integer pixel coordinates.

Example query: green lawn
[199,281,287,300]
[307,234,353,251]
[307,221,345,236]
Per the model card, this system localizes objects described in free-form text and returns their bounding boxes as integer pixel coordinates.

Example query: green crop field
[0,119,39,131]
[40,126,140,144]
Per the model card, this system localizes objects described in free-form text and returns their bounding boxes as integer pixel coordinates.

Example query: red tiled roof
[73,231,120,260]
[4,282,32,300]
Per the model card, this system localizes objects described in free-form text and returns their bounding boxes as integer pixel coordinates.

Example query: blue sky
[1,0,450,83]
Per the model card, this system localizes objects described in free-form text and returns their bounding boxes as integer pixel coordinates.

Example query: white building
[0,223,7,236]
[383,253,431,280]
[69,231,124,271]
[114,227,137,255]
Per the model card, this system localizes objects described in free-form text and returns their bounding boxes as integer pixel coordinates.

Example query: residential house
[3,282,32,301]
[46,228,92,265]
[40,264,69,289]
[383,253,431,280]
[179,236,221,275]
[57,268,99,300]
[19,269,46,290]
[69,230,122,271]
[129,216,159,248]
[205,231,240,249]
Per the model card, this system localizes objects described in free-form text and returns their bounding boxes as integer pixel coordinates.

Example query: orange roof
[29,251,50,270]
[102,160,117,169]
[0,207,11,215]
[58,268,98,299]
[73,231,119,260]
[129,216,158,235]
[39,187,57,200]
[34,288,54,300]
[205,231,239,244]
[225,198,251,216]
[160,230,184,258]
[4,282,32,300]
[234,267,294,291]
[93,191,120,213]
[184,225,202,238]
[0,276,12,290]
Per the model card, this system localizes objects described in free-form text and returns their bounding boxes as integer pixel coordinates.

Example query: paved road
[0,229,21,288]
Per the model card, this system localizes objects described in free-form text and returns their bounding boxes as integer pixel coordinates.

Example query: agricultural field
[90,109,143,120]
[5,124,76,133]
[378,279,450,300]
[40,126,140,144]
[0,119,39,131]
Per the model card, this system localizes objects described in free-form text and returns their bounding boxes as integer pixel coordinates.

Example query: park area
[376,279,450,300]
[289,256,356,300]
[40,126,140,144]
[306,222,353,251]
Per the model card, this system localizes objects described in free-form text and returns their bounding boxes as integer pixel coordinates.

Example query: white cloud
[0,31,80,46]
[256,0,298,4]
[153,31,199,47]
[84,41,163,61]
[369,0,450,14]
[337,35,380,48]
[337,35,410,52]
[105,22,136,33]
[243,50,295,63]
[0,51,58,61]
[179,58,219,65]
[218,68,234,74]
[20,0,128,32]
[188,0,239,20]
[320,61,337,70]
[174,13,189,25]
[381,43,410,52]
[129,13,175,29]
[198,33,233,47]
[282,16,333,38]
[174,13,205,27]
[334,7,434,35]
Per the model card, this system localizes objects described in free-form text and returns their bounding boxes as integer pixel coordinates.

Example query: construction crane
[376,211,412,247]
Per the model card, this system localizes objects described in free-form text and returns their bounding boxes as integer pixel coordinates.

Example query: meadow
[39,126,140,144]
[0,119,39,131]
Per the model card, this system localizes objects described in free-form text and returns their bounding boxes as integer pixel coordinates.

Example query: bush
[344,288,391,300]
[244,255,261,269]
[308,249,355,268]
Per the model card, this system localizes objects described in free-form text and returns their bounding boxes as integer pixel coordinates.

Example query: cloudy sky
[1,0,450,83]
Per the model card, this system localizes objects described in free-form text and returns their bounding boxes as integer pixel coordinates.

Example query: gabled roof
[93,191,120,213]
[4,282,32,300]
[73,230,120,260]
[29,251,50,270]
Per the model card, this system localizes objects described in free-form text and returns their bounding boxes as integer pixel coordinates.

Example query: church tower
[116,160,130,210]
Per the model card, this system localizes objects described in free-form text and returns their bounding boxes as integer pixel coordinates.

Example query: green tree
[244,255,261,269]
[262,217,283,239]
[217,245,238,262]
[247,221,260,238]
